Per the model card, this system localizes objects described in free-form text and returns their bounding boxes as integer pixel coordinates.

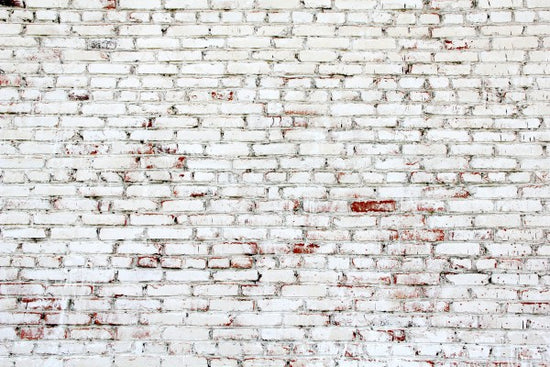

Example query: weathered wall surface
[0,0,549,365]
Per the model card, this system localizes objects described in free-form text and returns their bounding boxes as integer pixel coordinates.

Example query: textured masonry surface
[0,0,550,366]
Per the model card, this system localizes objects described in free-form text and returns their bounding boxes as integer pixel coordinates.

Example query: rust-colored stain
[292,243,319,254]
[285,110,318,116]
[175,156,186,168]
[386,329,406,342]
[453,189,470,198]
[417,203,445,212]
[19,327,44,340]
[444,39,470,50]
[103,0,116,9]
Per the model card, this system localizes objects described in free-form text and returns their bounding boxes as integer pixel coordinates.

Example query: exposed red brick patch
[453,189,470,198]
[344,351,355,358]
[292,243,319,254]
[521,302,549,306]
[211,91,234,101]
[388,230,399,241]
[91,312,101,325]
[386,329,406,342]
[351,200,396,213]
[102,0,116,9]
[223,316,234,327]
[175,156,186,168]
[19,327,44,340]
[136,144,155,155]
[444,39,470,50]
[401,229,445,242]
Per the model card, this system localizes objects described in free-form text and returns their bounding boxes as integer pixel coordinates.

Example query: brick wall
[0,0,549,365]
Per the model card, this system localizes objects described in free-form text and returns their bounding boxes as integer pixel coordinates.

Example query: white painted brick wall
[0,0,549,365]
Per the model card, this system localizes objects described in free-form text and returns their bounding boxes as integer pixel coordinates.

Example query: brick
[435,242,481,256]
[165,0,208,8]
[350,200,396,212]
[25,0,68,7]
[119,0,160,8]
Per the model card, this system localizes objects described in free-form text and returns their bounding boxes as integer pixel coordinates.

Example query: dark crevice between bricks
[0,0,25,7]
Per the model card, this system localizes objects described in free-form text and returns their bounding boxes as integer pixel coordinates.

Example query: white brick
[258,0,299,8]
[119,0,161,8]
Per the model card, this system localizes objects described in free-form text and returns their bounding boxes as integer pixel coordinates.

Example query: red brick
[350,200,396,213]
